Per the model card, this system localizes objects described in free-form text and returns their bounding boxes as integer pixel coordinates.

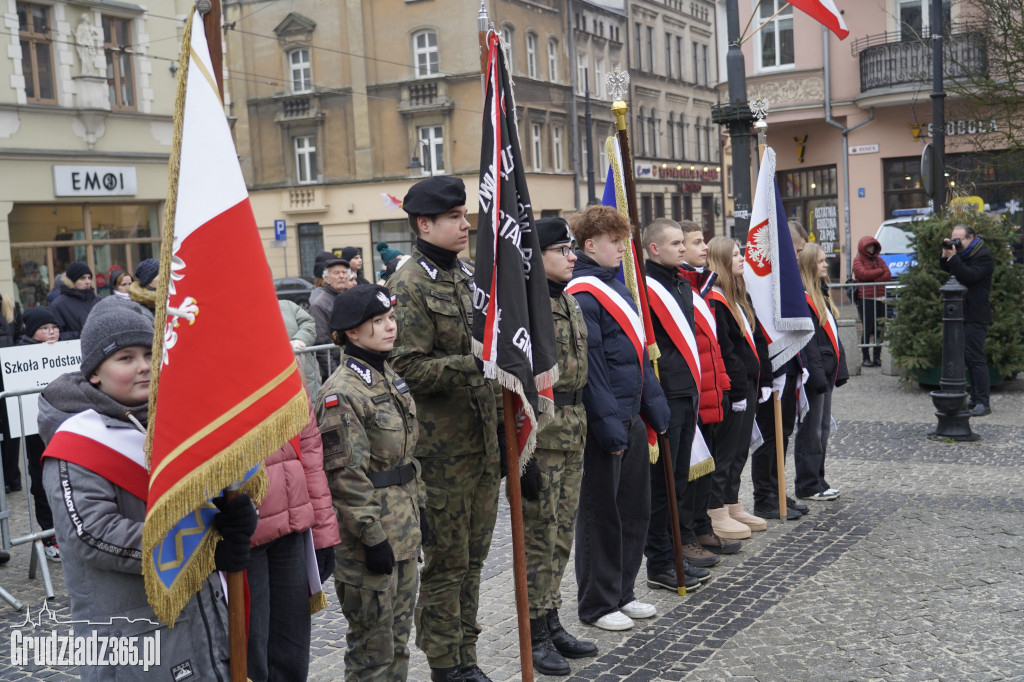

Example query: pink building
[715,0,1021,277]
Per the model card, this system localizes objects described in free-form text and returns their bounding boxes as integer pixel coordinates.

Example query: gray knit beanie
[80,297,155,377]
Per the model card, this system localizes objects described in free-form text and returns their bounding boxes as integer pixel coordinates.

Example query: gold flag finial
[607,69,630,130]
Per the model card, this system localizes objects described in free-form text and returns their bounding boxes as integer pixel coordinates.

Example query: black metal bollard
[929,276,977,440]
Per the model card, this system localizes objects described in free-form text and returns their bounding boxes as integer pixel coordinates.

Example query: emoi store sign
[53,165,138,197]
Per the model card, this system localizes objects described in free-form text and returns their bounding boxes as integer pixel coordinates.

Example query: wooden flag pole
[199,1,246,677]
[754,108,788,522]
[479,5,533,678]
[612,98,687,595]
[504,391,535,682]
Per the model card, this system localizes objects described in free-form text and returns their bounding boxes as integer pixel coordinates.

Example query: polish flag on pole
[789,0,849,39]
[142,9,309,625]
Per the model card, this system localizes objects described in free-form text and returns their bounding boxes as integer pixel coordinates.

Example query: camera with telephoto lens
[942,237,962,251]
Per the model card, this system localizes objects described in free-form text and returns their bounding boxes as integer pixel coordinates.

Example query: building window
[668,113,676,157]
[758,0,794,69]
[636,107,645,156]
[650,112,659,158]
[501,26,514,72]
[532,123,542,171]
[679,115,687,160]
[703,44,710,84]
[676,36,683,82]
[413,30,438,77]
[692,42,698,82]
[547,38,558,82]
[17,2,55,103]
[665,33,672,78]
[418,125,445,175]
[294,135,318,184]
[577,54,587,95]
[298,222,324,278]
[634,23,643,70]
[102,16,135,109]
[594,58,604,98]
[553,127,564,172]
[288,47,312,93]
[646,26,654,73]
[526,33,537,78]
[599,132,609,177]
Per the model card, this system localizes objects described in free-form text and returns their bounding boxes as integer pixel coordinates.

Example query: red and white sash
[691,289,717,342]
[646,277,701,386]
[805,292,840,362]
[709,289,758,360]
[567,276,645,370]
[42,409,149,502]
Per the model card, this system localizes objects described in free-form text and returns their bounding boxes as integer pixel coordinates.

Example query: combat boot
[459,664,493,681]
[530,616,571,676]
[430,666,466,681]
[547,609,598,658]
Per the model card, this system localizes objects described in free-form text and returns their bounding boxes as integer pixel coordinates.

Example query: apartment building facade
[716,0,1020,277]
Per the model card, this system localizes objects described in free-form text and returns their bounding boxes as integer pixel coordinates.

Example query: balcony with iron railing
[855,27,987,94]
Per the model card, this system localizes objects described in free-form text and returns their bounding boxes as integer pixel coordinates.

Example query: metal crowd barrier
[0,386,57,610]
[827,281,904,354]
[0,343,339,611]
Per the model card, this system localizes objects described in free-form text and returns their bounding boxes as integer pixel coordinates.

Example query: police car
[873,209,927,278]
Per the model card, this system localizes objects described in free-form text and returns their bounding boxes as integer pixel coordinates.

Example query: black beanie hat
[66,262,92,283]
[23,307,59,337]
[135,259,160,288]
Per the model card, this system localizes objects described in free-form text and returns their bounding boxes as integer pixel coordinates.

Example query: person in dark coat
[852,235,892,367]
[342,246,370,285]
[641,218,707,594]
[704,237,773,537]
[795,244,849,502]
[0,292,24,499]
[47,262,99,340]
[567,205,669,632]
[17,307,61,560]
[940,223,994,416]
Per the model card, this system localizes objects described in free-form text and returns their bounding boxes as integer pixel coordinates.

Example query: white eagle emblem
[376,291,391,309]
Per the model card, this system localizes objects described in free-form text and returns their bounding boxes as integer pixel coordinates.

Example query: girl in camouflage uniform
[315,284,425,682]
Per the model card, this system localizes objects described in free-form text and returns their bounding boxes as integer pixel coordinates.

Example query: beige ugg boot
[707,506,751,539]
[726,502,767,532]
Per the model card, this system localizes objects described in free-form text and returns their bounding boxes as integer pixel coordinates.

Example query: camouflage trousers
[415,451,500,669]
[336,559,419,682]
[520,445,584,619]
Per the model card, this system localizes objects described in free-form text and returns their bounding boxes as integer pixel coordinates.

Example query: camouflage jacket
[536,290,588,451]
[315,353,423,576]
[387,246,499,459]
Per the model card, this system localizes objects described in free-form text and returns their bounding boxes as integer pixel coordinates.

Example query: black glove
[419,508,432,546]
[212,493,258,572]
[496,424,509,479]
[816,385,827,395]
[520,459,541,501]
[363,539,395,575]
[315,547,335,584]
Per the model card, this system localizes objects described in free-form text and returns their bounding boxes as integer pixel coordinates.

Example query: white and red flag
[142,10,309,625]
[742,147,815,371]
[789,0,849,39]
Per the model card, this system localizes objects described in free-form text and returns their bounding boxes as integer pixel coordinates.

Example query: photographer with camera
[940,224,994,416]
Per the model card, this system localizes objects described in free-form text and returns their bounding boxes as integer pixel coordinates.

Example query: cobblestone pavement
[1,370,1021,680]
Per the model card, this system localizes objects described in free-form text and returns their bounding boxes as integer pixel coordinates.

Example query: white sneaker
[824,487,841,496]
[619,600,657,619]
[44,543,61,562]
[590,610,634,631]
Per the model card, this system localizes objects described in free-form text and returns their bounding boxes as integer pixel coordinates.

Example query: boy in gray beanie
[79,296,156,379]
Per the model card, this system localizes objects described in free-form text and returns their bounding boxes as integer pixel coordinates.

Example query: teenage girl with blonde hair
[704,237,771,538]
[794,243,848,502]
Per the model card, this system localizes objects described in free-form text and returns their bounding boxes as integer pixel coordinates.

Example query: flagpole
[751,99,788,522]
[611,95,688,596]
[478,8,535,679]
[197,0,248,676]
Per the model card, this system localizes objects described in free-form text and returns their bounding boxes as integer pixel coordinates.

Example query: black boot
[430,667,466,682]
[530,616,571,675]
[546,609,598,659]
[861,349,872,368]
[459,664,493,682]
[872,347,882,367]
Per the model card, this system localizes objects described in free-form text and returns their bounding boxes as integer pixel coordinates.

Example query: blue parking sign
[274,219,286,241]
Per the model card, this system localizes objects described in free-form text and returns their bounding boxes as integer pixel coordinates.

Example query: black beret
[536,217,572,249]
[330,284,395,332]
[402,176,466,217]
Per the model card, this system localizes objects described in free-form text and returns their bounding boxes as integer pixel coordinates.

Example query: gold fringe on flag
[688,455,715,482]
[309,590,329,615]
[140,8,307,625]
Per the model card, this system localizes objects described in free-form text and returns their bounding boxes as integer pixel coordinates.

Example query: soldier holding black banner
[387,176,502,682]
